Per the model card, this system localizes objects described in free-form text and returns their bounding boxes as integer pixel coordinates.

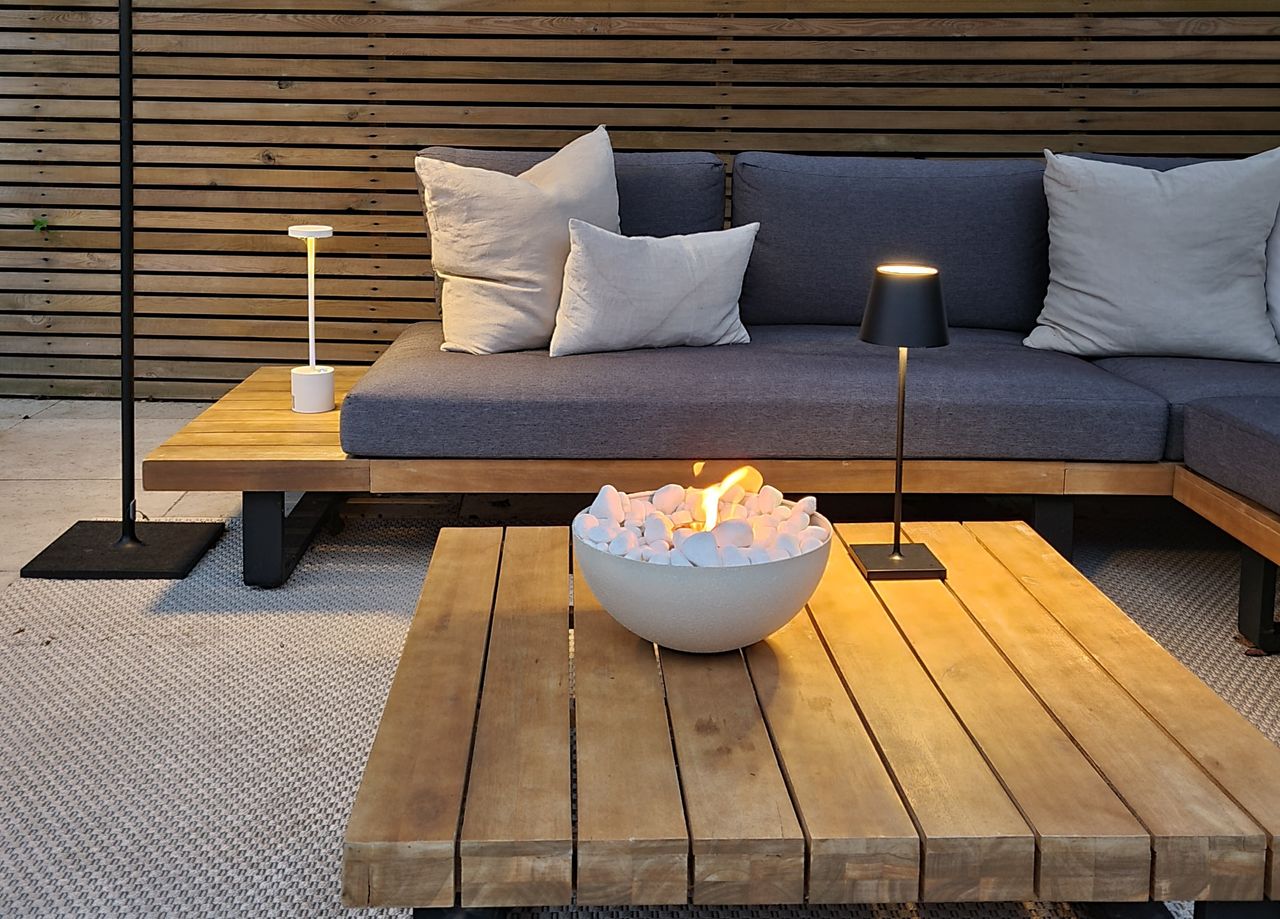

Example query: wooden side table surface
[342,520,1280,912]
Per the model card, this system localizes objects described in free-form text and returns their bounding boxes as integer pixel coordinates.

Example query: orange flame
[696,464,764,531]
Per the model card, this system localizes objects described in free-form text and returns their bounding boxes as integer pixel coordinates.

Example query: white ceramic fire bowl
[573,492,832,653]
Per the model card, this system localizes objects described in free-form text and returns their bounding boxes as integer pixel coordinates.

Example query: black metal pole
[117,0,139,547]
[892,345,906,558]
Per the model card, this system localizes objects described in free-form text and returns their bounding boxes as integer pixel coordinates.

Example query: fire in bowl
[572,467,832,653]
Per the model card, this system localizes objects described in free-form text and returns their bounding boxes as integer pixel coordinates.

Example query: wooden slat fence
[3,0,1278,399]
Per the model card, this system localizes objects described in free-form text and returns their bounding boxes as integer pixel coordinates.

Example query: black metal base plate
[850,542,947,581]
[21,520,225,580]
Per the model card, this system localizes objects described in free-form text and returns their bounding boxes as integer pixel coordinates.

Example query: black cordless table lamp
[849,264,950,581]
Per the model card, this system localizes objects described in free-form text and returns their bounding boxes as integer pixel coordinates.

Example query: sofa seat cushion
[340,323,1167,461]
[1095,357,1280,460]
[1183,397,1280,514]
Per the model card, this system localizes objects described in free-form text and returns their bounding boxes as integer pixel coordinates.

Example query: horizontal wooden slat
[8,1,1277,397]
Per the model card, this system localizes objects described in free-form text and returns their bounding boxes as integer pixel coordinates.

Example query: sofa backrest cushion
[417,147,726,239]
[731,152,1053,330]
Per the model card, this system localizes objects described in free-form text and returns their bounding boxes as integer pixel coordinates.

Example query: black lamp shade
[860,264,950,349]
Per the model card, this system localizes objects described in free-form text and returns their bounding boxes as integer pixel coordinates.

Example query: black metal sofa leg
[1194,902,1280,919]
[242,491,345,588]
[1033,494,1074,560]
[1238,546,1279,654]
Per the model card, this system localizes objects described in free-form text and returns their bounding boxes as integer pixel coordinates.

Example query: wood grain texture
[6,1,1277,397]
[343,527,502,908]
[744,613,919,903]
[459,527,572,908]
[658,647,805,905]
[1174,466,1280,564]
[807,525,1036,902]
[852,524,1151,902]
[966,517,1280,899]
[928,521,1268,902]
[573,562,688,905]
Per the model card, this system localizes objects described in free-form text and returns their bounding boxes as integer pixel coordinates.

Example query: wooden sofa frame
[142,366,1280,652]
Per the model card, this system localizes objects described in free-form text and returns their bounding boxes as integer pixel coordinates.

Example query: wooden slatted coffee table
[342,520,1280,917]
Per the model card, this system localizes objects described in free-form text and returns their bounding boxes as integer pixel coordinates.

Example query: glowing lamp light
[287,224,335,413]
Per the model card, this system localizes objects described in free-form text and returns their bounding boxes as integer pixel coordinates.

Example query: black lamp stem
[892,345,907,558]
[117,0,139,548]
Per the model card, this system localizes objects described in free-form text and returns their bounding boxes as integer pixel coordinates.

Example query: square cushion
[416,126,620,354]
[1025,148,1280,362]
[1184,396,1280,514]
[550,220,757,357]
[730,152,1050,330]
[1095,356,1280,460]
[341,323,1168,461]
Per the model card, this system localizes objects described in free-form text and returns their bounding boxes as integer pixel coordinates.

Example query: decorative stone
[652,483,685,515]
[681,531,721,567]
[585,522,619,544]
[609,530,639,556]
[799,535,824,554]
[573,512,598,540]
[644,513,673,545]
[775,533,801,557]
[758,484,784,513]
[719,545,750,567]
[669,548,693,566]
[800,525,829,543]
[670,509,694,528]
[712,519,753,549]
[796,496,818,515]
[590,484,625,525]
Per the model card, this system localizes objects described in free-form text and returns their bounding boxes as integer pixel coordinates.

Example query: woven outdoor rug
[0,509,1276,918]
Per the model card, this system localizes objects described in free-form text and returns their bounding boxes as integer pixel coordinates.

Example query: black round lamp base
[21,520,225,580]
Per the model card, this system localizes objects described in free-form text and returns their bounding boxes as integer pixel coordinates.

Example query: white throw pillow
[549,220,759,358]
[1025,148,1280,363]
[416,126,620,354]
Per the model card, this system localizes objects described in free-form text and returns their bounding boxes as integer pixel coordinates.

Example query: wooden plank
[1064,462,1176,496]
[925,520,1268,901]
[659,646,804,905]
[966,517,1280,898]
[1174,466,1280,564]
[460,527,571,908]
[806,526,1035,901]
[744,613,919,903]
[840,523,1149,901]
[343,527,502,908]
[572,560,687,905]
[371,458,1068,495]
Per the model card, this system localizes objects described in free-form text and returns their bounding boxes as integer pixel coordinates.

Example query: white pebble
[573,512,598,540]
[747,545,774,565]
[723,484,746,505]
[672,528,695,550]
[796,496,818,515]
[644,513,673,545]
[609,531,639,556]
[742,495,759,515]
[799,535,824,554]
[625,548,645,561]
[775,533,801,557]
[766,545,789,562]
[589,484,625,525]
[726,504,749,520]
[670,509,693,528]
[780,511,810,534]
[682,531,721,567]
[799,525,828,543]
[771,504,792,520]
[623,523,643,540]
[719,545,751,567]
[712,518,753,549]
[585,522,619,544]
[646,545,671,565]
[652,484,684,515]
[750,517,778,546]
[669,548,694,566]
[758,484,784,513]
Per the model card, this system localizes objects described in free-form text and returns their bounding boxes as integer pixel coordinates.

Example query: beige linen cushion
[1025,148,1280,362]
[549,220,758,358]
[416,126,620,354]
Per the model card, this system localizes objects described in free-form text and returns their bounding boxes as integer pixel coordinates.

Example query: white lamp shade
[288,224,333,239]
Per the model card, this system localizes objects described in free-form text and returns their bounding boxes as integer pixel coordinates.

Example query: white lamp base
[291,365,335,414]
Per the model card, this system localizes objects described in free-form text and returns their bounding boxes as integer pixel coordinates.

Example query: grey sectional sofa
[341,147,1280,475]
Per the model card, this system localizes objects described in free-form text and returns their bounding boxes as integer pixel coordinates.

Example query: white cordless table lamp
[288,224,335,413]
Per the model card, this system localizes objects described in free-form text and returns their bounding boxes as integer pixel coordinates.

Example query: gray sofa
[340,148,1280,512]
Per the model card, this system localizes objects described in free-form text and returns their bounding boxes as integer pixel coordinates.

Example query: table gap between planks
[343,520,1280,910]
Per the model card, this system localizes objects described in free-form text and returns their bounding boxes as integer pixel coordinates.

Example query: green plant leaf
[32,217,49,233]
